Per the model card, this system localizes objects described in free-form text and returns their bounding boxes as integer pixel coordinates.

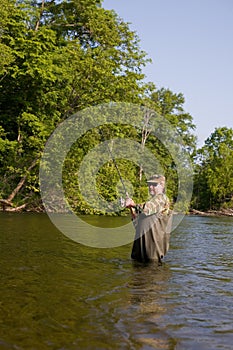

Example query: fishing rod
[99,127,128,196]
[99,127,136,218]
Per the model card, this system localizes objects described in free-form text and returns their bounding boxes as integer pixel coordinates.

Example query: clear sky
[102,0,233,147]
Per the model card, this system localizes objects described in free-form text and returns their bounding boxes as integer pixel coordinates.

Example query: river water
[0,213,233,349]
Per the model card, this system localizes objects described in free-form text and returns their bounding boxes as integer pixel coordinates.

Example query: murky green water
[0,213,233,349]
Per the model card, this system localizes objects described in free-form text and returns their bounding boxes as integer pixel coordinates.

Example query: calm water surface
[0,213,233,349]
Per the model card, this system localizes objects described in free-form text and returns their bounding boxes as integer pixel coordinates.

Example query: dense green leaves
[0,0,231,214]
[192,127,233,210]
[0,0,151,209]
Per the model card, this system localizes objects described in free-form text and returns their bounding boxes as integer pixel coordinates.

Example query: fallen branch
[6,204,27,212]
[0,199,13,210]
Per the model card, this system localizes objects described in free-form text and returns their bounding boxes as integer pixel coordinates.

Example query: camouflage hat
[146,174,165,184]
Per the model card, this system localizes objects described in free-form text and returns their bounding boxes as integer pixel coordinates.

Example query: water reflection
[129,262,171,308]
[126,263,177,349]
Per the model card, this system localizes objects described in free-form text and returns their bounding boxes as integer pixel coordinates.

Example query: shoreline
[1,206,233,217]
[189,208,233,217]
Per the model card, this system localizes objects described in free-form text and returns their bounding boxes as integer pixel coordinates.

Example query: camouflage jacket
[134,193,170,217]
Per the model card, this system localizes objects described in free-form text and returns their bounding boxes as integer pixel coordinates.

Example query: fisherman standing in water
[125,174,172,264]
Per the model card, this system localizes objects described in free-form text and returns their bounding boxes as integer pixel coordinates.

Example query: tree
[0,0,15,76]
[0,1,197,213]
[0,0,151,210]
[193,127,233,210]
[134,88,196,210]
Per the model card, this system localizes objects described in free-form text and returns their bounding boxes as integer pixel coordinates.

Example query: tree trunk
[139,110,152,181]
[7,158,39,203]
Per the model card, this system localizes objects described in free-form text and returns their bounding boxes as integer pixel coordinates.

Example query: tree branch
[7,158,39,203]
[35,0,45,31]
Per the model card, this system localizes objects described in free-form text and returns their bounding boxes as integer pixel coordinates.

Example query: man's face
[148,182,164,196]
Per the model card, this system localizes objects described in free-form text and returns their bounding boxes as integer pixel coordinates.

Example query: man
[125,174,172,264]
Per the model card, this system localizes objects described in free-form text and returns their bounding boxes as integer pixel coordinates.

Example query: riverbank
[1,202,233,218]
[189,208,233,217]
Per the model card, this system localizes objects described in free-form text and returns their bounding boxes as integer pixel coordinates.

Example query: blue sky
[103,0,233,147]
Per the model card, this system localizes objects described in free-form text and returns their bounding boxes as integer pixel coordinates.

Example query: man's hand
[125,198,136,208]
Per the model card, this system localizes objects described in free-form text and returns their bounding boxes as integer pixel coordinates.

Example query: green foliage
[192,127,233,210]
[142,88,196,211]
[0,0,150,208]
[150,88,197,153]
[0,0,198,212]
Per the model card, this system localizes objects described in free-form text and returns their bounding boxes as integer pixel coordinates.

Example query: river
[0,213,233,349]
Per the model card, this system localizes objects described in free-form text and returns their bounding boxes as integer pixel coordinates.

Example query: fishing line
[99,126,129,200]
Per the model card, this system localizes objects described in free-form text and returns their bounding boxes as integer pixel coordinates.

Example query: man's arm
[125,198,143,219]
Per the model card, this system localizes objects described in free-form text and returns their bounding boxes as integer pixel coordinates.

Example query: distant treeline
[0,0,233,213]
